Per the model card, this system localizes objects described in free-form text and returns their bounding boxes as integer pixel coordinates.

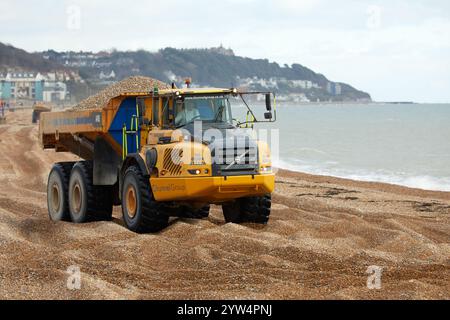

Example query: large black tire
[47,162,75,221]
[180,205,210,219]
[222,194,271,224]
[121,166,169,233]
[68,161,113,223]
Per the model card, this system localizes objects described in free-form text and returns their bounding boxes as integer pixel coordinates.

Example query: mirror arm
[236,92,277,127]
[239,93,258,123]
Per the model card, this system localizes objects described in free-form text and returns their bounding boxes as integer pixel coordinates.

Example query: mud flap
[93,137,121,186]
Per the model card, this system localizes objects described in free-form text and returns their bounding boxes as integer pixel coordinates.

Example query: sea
[235,103,450,192]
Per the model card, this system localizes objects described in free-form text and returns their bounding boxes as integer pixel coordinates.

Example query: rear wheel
[68,161,113,223]
[121,166,169,233]
[222,194,271,224]
[47,162,75,221]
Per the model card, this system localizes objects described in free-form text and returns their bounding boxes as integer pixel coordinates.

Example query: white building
[0,72,68,102]
[327,82,342,96]
[99,70,116,80]
[43,81,67,102]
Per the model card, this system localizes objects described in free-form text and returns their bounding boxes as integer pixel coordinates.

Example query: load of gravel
[71,76,171,110]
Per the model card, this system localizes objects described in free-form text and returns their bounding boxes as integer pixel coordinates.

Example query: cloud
[275,0,321,13]
[1,0,449,102]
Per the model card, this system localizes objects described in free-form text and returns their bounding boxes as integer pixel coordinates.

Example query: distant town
[0,71,81,103]
[0,43,372,106]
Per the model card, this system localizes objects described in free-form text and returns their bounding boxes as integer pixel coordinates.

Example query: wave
[274,159,450,192]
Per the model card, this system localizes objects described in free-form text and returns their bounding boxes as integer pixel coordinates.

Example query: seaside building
[327,82,342,96]
[99,70,116,80]
[0,72,68,102]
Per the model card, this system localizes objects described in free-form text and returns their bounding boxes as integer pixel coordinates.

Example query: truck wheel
[222,194,271,224]
[68,161,114,223]
[68,162,95,223]
[181,205,210,219]
[47,162,75,221]
[121,166,169,233]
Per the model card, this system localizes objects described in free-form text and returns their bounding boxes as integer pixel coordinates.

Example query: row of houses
[0,72,69,102]
[236,76,322,91]
[236,76,343,97]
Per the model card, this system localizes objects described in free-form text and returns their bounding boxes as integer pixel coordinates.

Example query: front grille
[211,147,258,165]
[210,140,258,176]
[163,148,183,176]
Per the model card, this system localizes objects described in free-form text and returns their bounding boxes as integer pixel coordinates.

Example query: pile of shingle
[71,76,171,110]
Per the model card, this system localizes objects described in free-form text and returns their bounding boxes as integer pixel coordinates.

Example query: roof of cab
[114,88,236,99]
[160,88,235,95]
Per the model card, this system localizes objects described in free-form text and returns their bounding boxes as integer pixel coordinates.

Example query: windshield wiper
[214,105,225,122]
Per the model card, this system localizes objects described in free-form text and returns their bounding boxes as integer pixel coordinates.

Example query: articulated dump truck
[39,87,276,233]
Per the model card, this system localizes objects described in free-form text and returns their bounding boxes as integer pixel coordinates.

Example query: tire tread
[48,162,75,221]
[124,166,168,233]
[222,194,271,224]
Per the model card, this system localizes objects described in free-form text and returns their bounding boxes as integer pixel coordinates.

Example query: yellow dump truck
[39,87,276,233]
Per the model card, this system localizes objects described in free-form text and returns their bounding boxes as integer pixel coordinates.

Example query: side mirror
[265,93,272,111]
[264,112,273,120]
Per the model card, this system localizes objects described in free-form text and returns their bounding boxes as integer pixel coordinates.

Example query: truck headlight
[188,168,209,175]
[260,166,272,174]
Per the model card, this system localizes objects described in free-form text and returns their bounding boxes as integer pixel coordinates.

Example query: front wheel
[222,194,271,224]
[180,205,210,219]
[121,166,169,233]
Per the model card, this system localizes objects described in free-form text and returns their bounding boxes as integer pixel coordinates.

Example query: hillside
[44,47,371,102]
[0,42,371,102]
[0,43,62,73]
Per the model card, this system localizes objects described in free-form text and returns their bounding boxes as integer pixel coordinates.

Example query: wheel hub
[72,183,82,213]
[126,185,137,218]
[51,183,60,212]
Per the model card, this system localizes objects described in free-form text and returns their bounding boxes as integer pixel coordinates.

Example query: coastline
[275,167,450,198]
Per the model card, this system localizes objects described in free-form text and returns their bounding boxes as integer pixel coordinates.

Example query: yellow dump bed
[39,109,105,148]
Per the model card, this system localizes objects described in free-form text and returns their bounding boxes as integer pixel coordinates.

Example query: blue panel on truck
[109,97,141,154]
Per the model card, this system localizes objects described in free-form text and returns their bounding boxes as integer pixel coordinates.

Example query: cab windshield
[175,96,232,128]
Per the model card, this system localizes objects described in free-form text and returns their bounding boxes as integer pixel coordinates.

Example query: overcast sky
[1,0,449,102]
